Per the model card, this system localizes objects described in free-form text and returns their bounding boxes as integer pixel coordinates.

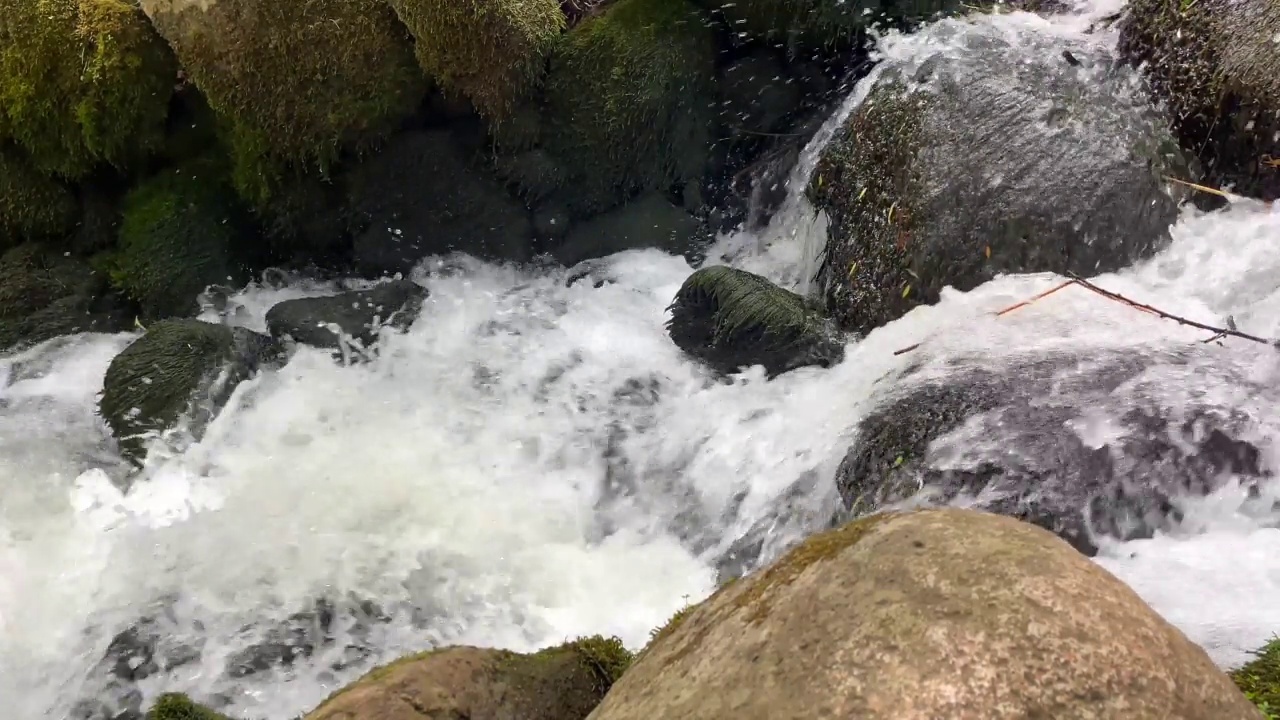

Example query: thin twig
[993,279,1076,317]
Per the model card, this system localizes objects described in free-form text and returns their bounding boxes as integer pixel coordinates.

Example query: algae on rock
[138,0,426,206]
[542,0,716,216]
[0,146,78,244]
[0,243,133,351]
[0,0,177,179]
[390,0,565,120]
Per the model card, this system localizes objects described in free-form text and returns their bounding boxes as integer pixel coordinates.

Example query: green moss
[807,80,928,334]
[111,161,249,319]
[0,0,177,179]
[141,0,427,206]
[542,0,716,215]
[667,265,826,348]
[567,634,634,689]
[0,242,131,350]
[647,602,697,647]
[1232,637,1280,719]
[0,146,78,244]
[390,0,565,120]
[145,693,232,720]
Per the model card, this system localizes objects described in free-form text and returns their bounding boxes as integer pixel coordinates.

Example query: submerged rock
[836,350,1273,555]
[591,509,1262,720]
[808,27,1185,335]
[347,130,534,276]
[0,243,133,352]
[98,319,283,464]
[554,193,707,266]
[666,265,845,377]
[265,280,427,351]
[1118,0,1280,201]
[304,637,632,720]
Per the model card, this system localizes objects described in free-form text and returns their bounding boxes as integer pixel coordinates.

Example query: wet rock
[304,637,631,720]
[265,280,427,351]
[553,193,707,266]
[718,50,804,139]
[666,265,845,377]
[0,243,134,353]
[98,319,284,464]
[347,130,534,277]
[809,26,1186,335]
[704,0,962,53]
[1118,0,1280,201]
[591,509,1263,720]
[0,147,77,245]
[835,350,1272,555]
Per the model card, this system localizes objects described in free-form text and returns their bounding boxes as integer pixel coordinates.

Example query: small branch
[993,279,1076,317]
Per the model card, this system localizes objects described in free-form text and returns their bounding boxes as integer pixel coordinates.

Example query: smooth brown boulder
[589,508,1263,720]
[306,636,631,720]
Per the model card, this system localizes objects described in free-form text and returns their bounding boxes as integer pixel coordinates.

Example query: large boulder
[0,0,177,179]
[835,349,1272,555]
[0,243,133,352]
[589,509,1263,720]
[108,162,257,320]
[305,637,632,720]
[137,0,425,206]
[98,318,283,464]
[542,0,716,217]
[347,130,534,276]
[0,146,78,244]
[265,279,428,351]
[808,25,1186,335]
[388,0,564,119]
[666,265,845,377]
[1117,0,1280,200]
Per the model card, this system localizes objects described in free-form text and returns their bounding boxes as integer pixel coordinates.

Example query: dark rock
[809,27,1187,335]
[703,0,963,54]
[0,243,134,353]
[835,350,1273,555]
[718,50,804,139]
[1117,0,1280,201]
[553,193,707,267]
[666,265,845,377]
[264,279,427,350]
[98,319,284,464]
[347,130,534,277]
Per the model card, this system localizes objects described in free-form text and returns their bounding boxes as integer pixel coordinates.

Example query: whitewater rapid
[3,2,1280,719]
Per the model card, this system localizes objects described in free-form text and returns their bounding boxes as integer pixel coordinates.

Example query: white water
[4,3,1280,719]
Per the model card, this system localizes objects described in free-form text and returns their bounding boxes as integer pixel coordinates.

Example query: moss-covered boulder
[146,693,231,720]
[703,0,961,53]
[305,636,632,720]
[0,243,133,352]
[1117,0,1280,200]
[0,146,78,244]
[590,509,1263,720]
[98,318,283,464]
[109,162,255,320]
[1234,638,1280,719]
[835,349,1272,556]
[808,28,1185,335]
[0,0,177,179]
[137,0,426,206]
[389,0,564,120]
[265,279,427,351]
[666,265,845,377]
[542,0,716,217]
[347,130,533,276]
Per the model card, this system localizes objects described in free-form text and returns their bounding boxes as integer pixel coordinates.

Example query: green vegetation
[390,0,565,119]
[569,634,635,690]
[0,0,176,178]
[1232,637,1280,718]
[146,693,232,720]
[542,0,716,215]
[0,242,130,350]
[667,265,826,349]
[0,147,78,244]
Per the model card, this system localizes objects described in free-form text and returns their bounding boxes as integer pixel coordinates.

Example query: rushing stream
[3,2,1280,718]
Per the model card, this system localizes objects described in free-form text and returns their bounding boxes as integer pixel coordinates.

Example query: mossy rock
[110,162,255,320]
[1233,637,1280,719]
[265,279,428,350]
[542,0,717,217]
[138,0,427,206]
[305,636,633,720]
[0,0,177,179]
[98,318,282,464]
[666,264,845,377]
[0,242,133,351]
[700,0,961,52]
[808,30,1185,335]
[1117,0,1280,200]
[389,0,565,120]
[145,693,232,720]
[0,146,78,244]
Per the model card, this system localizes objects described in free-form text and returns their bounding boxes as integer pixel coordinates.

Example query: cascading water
[3,2,1280,719]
